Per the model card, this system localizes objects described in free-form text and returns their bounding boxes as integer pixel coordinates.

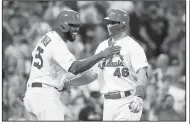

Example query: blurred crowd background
[2,1,186,121]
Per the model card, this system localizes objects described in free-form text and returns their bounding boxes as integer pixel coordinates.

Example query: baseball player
[23,10,121,121]
[64,9,149,121]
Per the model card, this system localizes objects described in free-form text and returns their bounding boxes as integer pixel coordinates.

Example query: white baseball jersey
[27,31,76,91]
[92,36,149,93]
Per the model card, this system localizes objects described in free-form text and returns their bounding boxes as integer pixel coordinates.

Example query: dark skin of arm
[68,45,121,75]
[61,69,97,91]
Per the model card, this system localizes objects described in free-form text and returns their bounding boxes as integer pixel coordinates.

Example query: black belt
[29,82,58,91]
[104,91,131,99]
[23,82,59,100]
[31,82,43,87]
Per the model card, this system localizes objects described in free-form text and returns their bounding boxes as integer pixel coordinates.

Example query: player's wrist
[61,79,74,91]
[135,85,145,100]
[134,95,144,104]
[136,95,144,101]
[69,79,74,88]
[98,51,105,59]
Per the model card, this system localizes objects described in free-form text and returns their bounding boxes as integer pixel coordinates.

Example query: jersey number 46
[113,67,129,78]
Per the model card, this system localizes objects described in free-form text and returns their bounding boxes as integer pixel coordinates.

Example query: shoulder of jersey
[125,36,143,50]
[124,36,135,43]
[98,38,110,48]
[46,31,56,39]
[46,31,67,45]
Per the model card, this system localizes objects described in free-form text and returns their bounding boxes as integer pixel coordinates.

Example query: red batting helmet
[54,10,81,32]
[103,9,130,36]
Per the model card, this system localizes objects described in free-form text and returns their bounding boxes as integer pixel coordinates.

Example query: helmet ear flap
[60,22,70,32]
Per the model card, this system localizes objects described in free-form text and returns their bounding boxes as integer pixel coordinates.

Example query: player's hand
[129,96,143,113]
[61,79,73,91]
[100,45,121,59]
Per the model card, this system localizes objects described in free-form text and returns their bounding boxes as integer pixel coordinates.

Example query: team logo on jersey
[98,59,124,69]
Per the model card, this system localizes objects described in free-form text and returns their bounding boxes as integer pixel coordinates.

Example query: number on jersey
[33,46,44,69]
[113,67,129,78]
[33,36,51,69]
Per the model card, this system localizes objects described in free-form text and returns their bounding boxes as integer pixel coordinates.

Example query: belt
[104,91,131,99]
[28,82,58,90]
[31,82,43,87]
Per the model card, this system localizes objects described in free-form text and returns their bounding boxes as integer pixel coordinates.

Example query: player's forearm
[71,70,97,86]
[62,70,97,91]
[69,45,121,75]
[68,53,103,75]
[135,67,148,100]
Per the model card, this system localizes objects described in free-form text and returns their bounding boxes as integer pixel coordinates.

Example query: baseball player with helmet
[23,10,121,121]
[64,9,149,121]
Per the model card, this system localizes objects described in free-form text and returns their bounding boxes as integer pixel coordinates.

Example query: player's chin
[70,36,76,42]
[72,33,78,41]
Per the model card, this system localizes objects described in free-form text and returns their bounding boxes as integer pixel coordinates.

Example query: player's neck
[55,29,67,42]
[112,32,127,42]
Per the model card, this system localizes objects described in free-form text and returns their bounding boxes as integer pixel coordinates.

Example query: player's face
[68,24,80,42]
[107,21,119,35]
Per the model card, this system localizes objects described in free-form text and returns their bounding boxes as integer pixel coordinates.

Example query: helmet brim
[103,17,112,21]
[103,17,119,23]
